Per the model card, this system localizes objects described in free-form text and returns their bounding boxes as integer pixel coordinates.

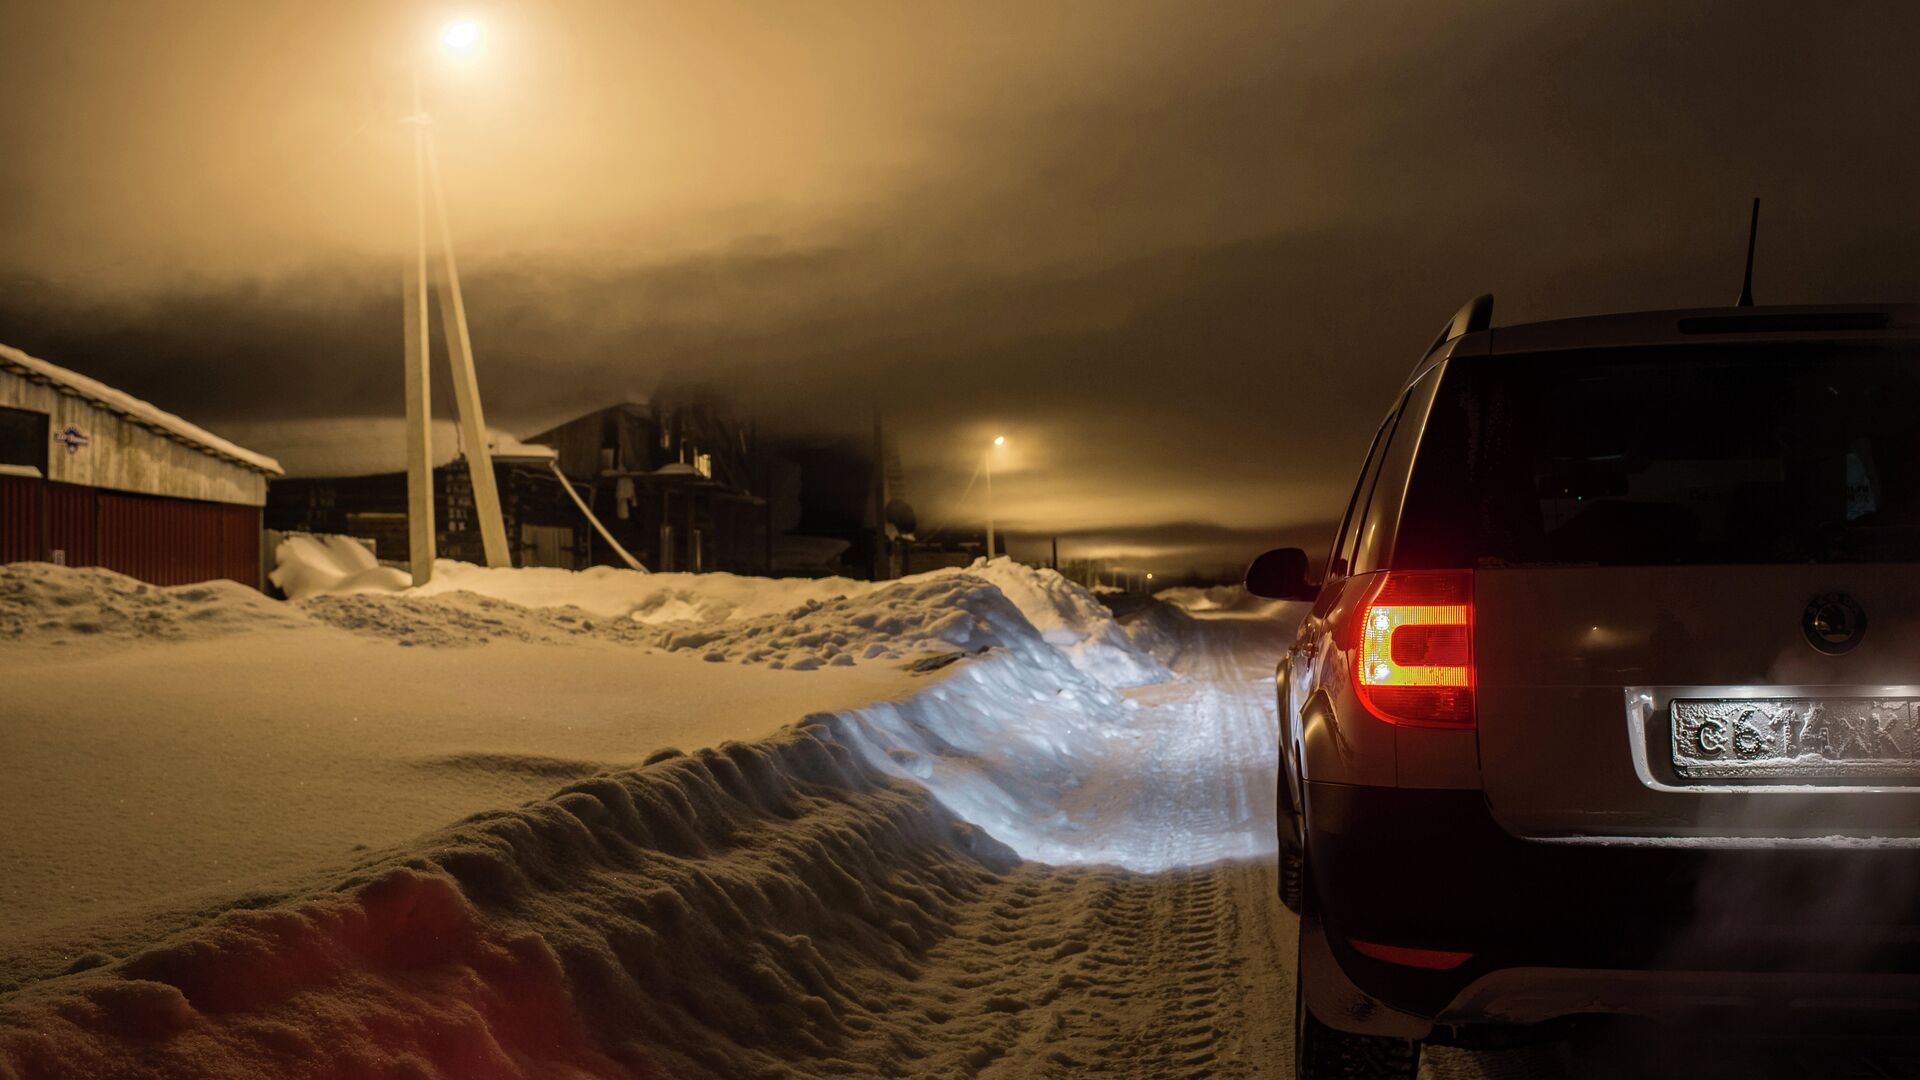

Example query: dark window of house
[1397,344,1920,567]
[0,407,49,472]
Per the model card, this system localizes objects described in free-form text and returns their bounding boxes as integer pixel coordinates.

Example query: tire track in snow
[914,612,1559,1079]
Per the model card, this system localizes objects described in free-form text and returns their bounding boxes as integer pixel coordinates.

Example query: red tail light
[1353,570,1474,728]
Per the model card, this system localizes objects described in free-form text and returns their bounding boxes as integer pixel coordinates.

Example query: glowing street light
[986,435,1006,561]
[441,19,483,53]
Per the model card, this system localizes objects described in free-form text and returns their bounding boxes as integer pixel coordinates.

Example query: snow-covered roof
[208,418,555,478]
[0,343,283,475]
[485,432,559,462]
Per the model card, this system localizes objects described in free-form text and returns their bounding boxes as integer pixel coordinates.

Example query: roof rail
[1428,293,1494,355]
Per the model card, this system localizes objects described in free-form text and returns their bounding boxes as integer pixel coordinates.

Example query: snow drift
[272,542,1172,683]
[0,564,304,645]
[0,720,1020,1079]
[269,534,410,601]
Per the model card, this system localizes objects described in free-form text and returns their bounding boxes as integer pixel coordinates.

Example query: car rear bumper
[1301,781,1920,1037]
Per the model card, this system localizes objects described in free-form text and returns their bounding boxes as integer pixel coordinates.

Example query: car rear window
[1394,344,1920,568]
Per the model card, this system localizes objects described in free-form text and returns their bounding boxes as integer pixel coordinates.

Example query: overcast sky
[5,1,1920,574]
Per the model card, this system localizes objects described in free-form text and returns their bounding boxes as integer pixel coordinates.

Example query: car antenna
[1736,196,1760,307]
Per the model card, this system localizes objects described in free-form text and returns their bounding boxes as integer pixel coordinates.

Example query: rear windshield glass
[1396,344,1920,567]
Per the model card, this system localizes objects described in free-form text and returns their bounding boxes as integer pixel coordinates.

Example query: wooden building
[529,401,770,574]
[265,439,587,570]
[0,343,283,588]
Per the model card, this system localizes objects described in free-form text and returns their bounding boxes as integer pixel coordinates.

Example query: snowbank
[281,551,1174,683]
[0,563,304,645]
[0,721,1019,1079]
[268,534,410,601]
[956,559,1168,687]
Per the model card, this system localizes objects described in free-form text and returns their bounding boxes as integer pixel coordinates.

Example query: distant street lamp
[986,435,1006,561]
[399,18,512,584]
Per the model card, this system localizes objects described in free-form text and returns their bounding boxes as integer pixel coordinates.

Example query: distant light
[1146,573,1154,580]
[993,436,1005,446]
[441,19,483,53]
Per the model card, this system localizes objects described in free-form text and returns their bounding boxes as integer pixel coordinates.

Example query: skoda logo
[1803,592,1867,655]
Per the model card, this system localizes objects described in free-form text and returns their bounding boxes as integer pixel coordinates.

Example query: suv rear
[1247,298,1920,1078]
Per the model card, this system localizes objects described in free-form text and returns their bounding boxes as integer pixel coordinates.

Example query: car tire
[1294,866,1420,1080]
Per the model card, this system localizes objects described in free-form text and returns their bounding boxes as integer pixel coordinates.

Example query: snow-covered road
[898,612,1558,1078]
[9,561,1849,1077]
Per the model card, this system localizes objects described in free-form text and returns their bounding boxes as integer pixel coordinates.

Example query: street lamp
[399,18,512,585]
[441,19,483,52]
[985,435,1006,561]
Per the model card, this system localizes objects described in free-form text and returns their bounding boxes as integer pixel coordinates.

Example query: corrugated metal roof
[0,343,283,475]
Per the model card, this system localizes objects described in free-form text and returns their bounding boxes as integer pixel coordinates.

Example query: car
[1247,295,1920,1078]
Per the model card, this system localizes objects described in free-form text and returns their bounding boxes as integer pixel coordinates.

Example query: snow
[0,563,927,982]
[1157,583,1295,618]
[0,558,1328,1078]
[0,721,1023,1078]
[277,549,1174,681]
[0,343,282,475]
[268,534,410,601]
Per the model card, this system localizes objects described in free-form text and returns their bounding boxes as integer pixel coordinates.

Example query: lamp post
[985,435,1005,561]
[401,18,511,585]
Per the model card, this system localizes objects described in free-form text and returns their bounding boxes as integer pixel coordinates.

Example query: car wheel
[1294,866,1420,1080]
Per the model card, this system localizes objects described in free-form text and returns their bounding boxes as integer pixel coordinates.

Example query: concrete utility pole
[402,73,436,586]
[401,56,511,578]
[421,128,510,568]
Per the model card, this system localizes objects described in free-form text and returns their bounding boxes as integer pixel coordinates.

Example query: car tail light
[1354,570,1474,728]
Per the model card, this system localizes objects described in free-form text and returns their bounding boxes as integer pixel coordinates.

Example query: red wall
[46,482,97,567]
[0,477,260,589]
[0,476,34,564]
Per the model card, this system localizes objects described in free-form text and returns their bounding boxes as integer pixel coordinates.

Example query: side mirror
[1245,547,1317,601]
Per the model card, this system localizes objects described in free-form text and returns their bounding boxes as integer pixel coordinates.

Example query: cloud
[5,1,1920,574]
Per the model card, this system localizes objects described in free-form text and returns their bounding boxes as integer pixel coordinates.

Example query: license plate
[1671,698,1920,780]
